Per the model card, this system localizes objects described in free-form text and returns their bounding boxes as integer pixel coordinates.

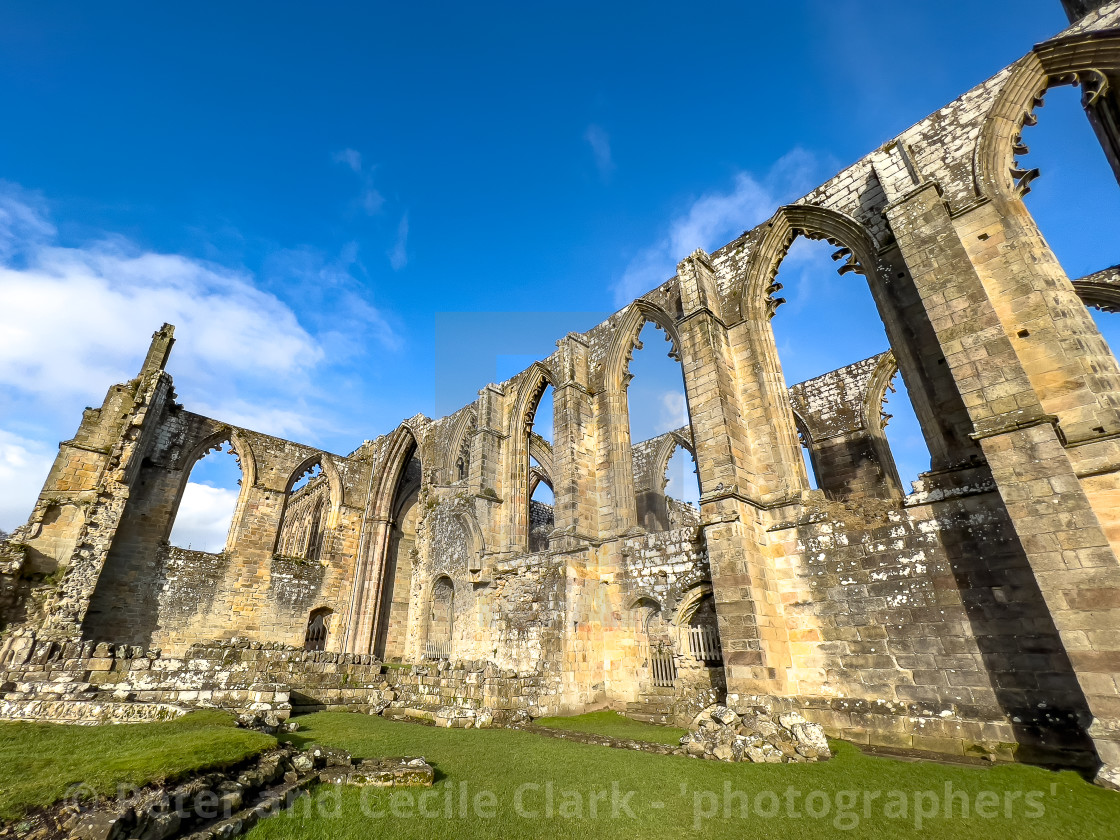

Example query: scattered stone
[685,704,831,764]
[319,757,433,788]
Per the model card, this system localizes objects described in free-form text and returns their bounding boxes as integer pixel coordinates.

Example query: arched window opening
[169,440,242,553]
[662,443,701,528]
[528,455,554,553]
[625,319,695,534]
[794,417,820,491]
[1018,85,1120,366]
[773,236,930,496]
[528,382,553,444]
[1018,85,1120,280]
[276,460,330,562]
[626,321,689,444]
[305,607,332,652]
[525,382,555,551]
[632,597,664,659]
[425,576,454,660]
[375,446,421,662]
[683,592,722,665]
[633,596,675,687]
[879,368,927,494]
[450,413,474,485]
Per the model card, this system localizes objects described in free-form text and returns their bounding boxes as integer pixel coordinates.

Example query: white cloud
[584,124,615,179]
[0,187,399,462]
[167,482,239,553]
[388,213,409,270]
[333,148,385,215]
[362,187,385,216]
[659,391,688,430]
[332,148,362,173]
[0,184,55,261]
[0,228,323,411]
[0,428,55,529]
[612,148,829,304]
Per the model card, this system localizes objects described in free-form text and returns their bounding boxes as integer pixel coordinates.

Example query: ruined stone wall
[789,353,902,500]
[4,4,1120,784]
[49,374,376,655]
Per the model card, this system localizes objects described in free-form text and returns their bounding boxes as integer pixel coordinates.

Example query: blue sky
[1,1,1117,544]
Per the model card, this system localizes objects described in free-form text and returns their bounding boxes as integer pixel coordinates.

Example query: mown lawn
[0,710,275,821]
[534,710,686,746]
[241,711,1120,840]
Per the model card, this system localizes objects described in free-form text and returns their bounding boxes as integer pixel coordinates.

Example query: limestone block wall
[3,4,1120,782]
[766,478,1092,762]
[65,389,373,654]
[789,353,902,500]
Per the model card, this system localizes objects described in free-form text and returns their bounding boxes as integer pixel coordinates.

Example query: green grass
[533,710,687,746]
[0,710,275,821]
[239,711,1120,839]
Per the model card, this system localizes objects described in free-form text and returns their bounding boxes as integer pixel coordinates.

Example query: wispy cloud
[0,185,402,528]
[332,147,362,173]
[611,148,829,305]
[659,391,688,430]
[333,147,384,215]
[388,213,409,271]
[584,124,615,180]
[0,428,55,531]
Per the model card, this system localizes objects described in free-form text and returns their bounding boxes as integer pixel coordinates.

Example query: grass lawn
[0,710,275,821]
[534,710,687,746]
[237,711,1120,839]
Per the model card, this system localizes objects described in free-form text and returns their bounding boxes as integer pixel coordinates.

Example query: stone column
[550,333,599,544]
[676,250,790,693]
[886,180,1120,787]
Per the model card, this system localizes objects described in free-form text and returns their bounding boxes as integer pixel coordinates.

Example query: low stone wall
[0,632,554,726]
[0,698,188,725]
[384,659,553,721]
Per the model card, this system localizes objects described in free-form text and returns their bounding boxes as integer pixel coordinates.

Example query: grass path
[0,710,275,821]
[236,711,1120,839]
[533,710,687,745]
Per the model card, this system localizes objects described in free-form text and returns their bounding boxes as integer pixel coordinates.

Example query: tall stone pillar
[37,326,177,638]
[886,180,1120,787]
[473,384,510,555]
[550,333,599,544]
[676,250,791,693]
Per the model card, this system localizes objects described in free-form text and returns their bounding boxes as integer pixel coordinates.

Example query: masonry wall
[3,4,1120,784]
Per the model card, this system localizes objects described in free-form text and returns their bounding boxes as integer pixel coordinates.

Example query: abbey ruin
[3,0,1120,790]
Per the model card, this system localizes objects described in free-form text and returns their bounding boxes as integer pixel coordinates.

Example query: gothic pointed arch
[739,204,884,324]
[650,429,696,492]
[275,454,337,562]
[502,362,557,551]
[528,433,554,481]
[283,452,344,528]
[600,299,690,535]
[446,407,477,484]
[862,350,905,496]
[343,421,424,656]
[509,362,557,438]
[975,35,1120,202]
[168,425,256,553]
[603,299,683,394]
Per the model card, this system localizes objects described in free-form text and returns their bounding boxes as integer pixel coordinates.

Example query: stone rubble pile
[680,704,831,763]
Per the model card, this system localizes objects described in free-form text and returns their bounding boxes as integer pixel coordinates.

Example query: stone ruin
[3,0,1120,791]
